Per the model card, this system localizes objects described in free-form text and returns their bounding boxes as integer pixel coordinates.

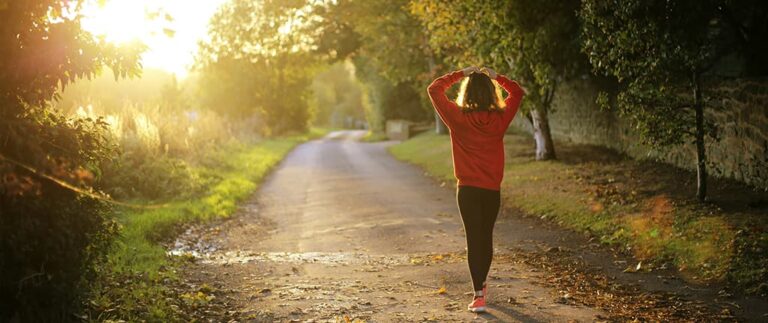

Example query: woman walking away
[427,66,525,313]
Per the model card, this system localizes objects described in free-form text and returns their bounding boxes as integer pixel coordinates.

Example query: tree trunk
[435,112,448,134]
[422,38,447,135]
[693,72,707,201]
[530,107,556,160]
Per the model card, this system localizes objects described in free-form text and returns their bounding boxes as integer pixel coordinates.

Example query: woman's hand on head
[461,66,480,76]
[480,67,497,79]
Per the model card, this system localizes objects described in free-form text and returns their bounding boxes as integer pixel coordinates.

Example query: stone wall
[510,77,768,190]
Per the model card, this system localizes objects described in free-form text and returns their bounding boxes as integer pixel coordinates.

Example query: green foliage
[353,56,428,130]
[55,68,179,113]
[101,155,204,201]
[1,188,119,321]
[580,0,722,146]
[160,75,186,111]
[54,66,275,203]
[580,0,768,80]
[313,0,437,126]
[85,134,319,321]
[0,107,119,322]
[388,132,455,183]
[361,131,389,142]
[337,0,433,86]
[729,225,768,296]
[310,61,367,128]
[0,1,144,111]
[579,0,768,148]
[578,0,768,199]
[195,0,319,135]
[410,0,585,112]
[410,0,586,159]
[0,1,143,320]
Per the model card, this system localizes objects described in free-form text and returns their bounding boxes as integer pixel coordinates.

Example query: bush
[101,153,205,201]
[72,103,241,201]
[0,111,119,321]
[0,192,118,321]
[0,1,142,320]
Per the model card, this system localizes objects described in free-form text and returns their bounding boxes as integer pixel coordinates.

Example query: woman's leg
[457,186,501,292]
[481,189,501,290]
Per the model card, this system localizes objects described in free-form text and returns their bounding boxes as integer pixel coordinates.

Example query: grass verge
[360,130,389,142]
[389,131,768,296]
[85,129,328,321]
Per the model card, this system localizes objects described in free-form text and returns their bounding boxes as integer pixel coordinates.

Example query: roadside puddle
[169,248,414,267]
[169,225,467,267]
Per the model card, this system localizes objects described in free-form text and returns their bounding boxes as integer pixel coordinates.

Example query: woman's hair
[456,72,505,112]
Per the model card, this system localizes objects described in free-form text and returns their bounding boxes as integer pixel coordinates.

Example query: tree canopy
[1,1,144,319]
[411,0,586,159]
[195,0,321,134]
[580,0,768,200]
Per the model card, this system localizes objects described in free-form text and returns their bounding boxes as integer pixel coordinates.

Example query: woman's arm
[427,67,476,128]
[497,75,524,111]
[480,67,525,122]
[492,72,525,123]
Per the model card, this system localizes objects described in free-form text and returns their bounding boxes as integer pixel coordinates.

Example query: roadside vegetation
[1,2,332,320]
[391,131,768,296]
[3,0,767,321]
[84,131,324,321]
[61,68,329,321]
[361,131,390,142]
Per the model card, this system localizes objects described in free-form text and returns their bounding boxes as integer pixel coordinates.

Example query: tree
[160,75,186,111]
[0,0,144,189]
[310,61,366,128]
[580,0,768,200]
[313,0,442,132]
[410,0,586,160]
[195,0,319,135]
[0,1,143,319]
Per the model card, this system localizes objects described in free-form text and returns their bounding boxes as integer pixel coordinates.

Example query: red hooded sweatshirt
[427,70,525,191]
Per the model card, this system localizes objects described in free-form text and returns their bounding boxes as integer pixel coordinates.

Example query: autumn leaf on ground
[622,261,642,273]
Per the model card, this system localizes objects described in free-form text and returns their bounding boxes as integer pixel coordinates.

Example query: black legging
[457,185,501,291]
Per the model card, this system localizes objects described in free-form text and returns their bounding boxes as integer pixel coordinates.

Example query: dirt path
[174,130,764,322]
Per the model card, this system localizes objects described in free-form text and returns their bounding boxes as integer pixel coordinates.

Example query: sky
[80,0,227,78]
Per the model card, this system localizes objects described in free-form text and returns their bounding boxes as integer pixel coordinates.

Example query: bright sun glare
[80,0,227,78]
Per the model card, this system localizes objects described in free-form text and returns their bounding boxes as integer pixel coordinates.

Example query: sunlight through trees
[1,0,767,321]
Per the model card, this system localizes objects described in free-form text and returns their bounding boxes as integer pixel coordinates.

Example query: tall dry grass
[70,101,262,200]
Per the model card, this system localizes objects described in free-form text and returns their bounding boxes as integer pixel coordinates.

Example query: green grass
[86,130,328,321]
[390,131,767,293]
[388,132,454,182]
[360,130,389,142]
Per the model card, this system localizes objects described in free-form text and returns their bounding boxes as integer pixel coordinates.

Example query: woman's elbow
[427,84,440,98]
